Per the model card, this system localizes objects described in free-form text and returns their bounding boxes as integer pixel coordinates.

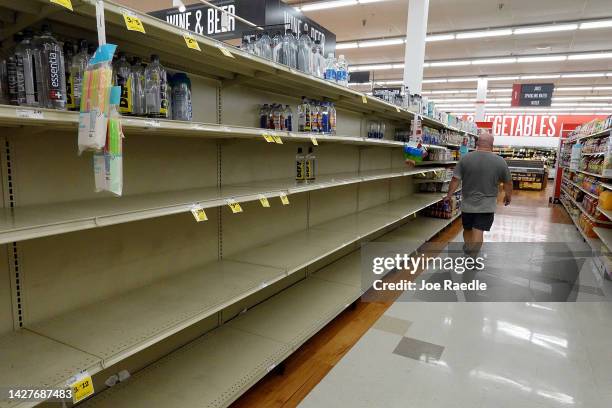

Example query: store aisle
[299,186,612,408]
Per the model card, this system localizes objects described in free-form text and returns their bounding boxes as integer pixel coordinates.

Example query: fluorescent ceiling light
[426,34,455,42]
[580,19,612,29]
[423,79,448,83]
[520,74,561,79]
[487,76,520,81]
[447,77,479,82]
[556,86,593,91]
[561,72,606,78]
[553,97,585,101]
[336,42,358,50]
[460,89,478,93]
[567,52,612,60]
[456,29,513,39]
[429,98,476,103]
[489,89,512,93]
[472,58,517,65]
[514,24,578,35]
[585,96,612,100]
[392,63,405,69]
[517,55,567,63]
[300,0,357,11]
[359,38,404,47]
[429,60,472,67]
[594,86,612,90]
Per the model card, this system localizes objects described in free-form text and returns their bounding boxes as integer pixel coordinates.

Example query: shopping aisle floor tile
[372,315,411,337]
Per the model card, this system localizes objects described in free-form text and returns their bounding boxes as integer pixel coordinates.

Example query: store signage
[511,83,554,107]
[149,0,336,53]
[372,87,402,98]
[461,114,607,137]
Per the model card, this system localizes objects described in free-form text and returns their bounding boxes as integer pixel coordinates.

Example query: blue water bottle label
[325,69,336,80]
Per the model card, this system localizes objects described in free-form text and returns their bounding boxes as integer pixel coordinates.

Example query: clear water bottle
[14,30,39,107]
[6,56,18,105]
[258,32,272,60]
[298,97,311,132]
[63,41,74,109]
[69,40,88,110]
[284,104,293,131]
[253,33,263,57]
[259,104,270,129]
[271,31,283,63]
[311,102,320,133]
[171,73,192,121]
[297,28,312,75]
[33,24,67,110]
[329,103,337,134]
[272,103,284,130]
[311,40,325,78]
[144,54,169,118]
[324,53,337,82]
[131,57,146,116]
[336,54,348,86]
[113,52,134,115]
[0,59,8,104]
[282,31,298,69]
[321,102,330,133]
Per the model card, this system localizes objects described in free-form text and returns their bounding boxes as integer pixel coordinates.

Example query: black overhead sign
[511,83,555,107]
[149,0,336,53]
[372,87,402,97]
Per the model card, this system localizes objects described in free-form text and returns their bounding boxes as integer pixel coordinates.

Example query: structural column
[402,0,429,94]
[475,77,488,121]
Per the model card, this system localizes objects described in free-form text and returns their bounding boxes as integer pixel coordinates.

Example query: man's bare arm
[444,177,461,201]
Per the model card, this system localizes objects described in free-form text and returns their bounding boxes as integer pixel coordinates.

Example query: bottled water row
[242,30,349,86]
[259,103,294,131]
[298,97,336,134]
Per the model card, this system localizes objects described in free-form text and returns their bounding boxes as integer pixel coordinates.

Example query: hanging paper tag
[218,44,235,58]
[122,11,146,33]
[272,135,283,144]
[311,137,318,146]
[16,108,44,119]
[262,133,275,143]
[362,95,368,104]
[50,0,73,11]
[183,33,201,51]
[227,199,243,213]
[258,195,270,208]
[280,193,290,205]
[396,106,401,113]
[68,372,94,404]
[190,205,208,222]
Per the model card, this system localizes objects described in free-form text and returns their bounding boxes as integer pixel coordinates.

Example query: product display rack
[560,187,612,226]
[0,1,476,407]
[559,197,602,250]
[563,177,599,199]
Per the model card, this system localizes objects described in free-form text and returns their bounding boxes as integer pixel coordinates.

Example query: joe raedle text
[371,253,488,292]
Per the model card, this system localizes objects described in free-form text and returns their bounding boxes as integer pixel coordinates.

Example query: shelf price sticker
[122,11,146,33]
[218,44,235,58]
[279,193,290,205]
[16,108,44,119]
[183,33,201,51]
[396,106,401,113]
[50,0,73,11]
[227,199,243,213]
[311,136,318,146]
[258,195,270,208]
[190,205,208,222]
[68,371,94,404]
[272,135,283,144]
[262,133,275,143]
[362,95,368,104]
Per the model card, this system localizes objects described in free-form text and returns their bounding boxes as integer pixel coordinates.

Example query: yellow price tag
[218,44,235,58]
[262,133,274,143]
[227,200,243,213]
[272,135,283,144]
[183,34,201,51]
[122,13,146,33]
[280,193,290,205]
[190,207,208,222]
[396,106,401,113]
[311,137,318,146]
[70,374,94,404]
[259,196,270,208]
[362,95,368,104]
[50,0,73,11]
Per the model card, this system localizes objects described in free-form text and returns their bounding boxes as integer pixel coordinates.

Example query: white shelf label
[144,119,161,128]
[16,108,44,119]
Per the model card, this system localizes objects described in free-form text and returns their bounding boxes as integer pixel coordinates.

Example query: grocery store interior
[1,0,612,407]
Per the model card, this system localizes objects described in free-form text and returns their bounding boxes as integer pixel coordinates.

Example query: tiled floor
[300,185,612,408]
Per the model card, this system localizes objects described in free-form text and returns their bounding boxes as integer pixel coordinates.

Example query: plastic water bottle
[311,102,320,133]
[329,103,337,134]
[296,147,306,182]
[259,104,270,129]
[6,56,18,105]
[286,31,298,69]
[297,29,313,74]
[33,24,67,110]
[145,54,169,118]
[171,73,192,121]
[131,57,146,116]
[271,31,283,63]
[272,104,284,130]
[63,41,74,109]
[324,53,337,82]
[321,102,330,133]
[298,97,311,132]
[284,105,293,131]
[305,147,316,181]
[14,30,38,106]
[336,54,348,86]
[258,32,273,60]
[311,40,325,78]
[113,52,134,115]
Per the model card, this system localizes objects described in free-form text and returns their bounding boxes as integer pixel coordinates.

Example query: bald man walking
[444,133,512,253]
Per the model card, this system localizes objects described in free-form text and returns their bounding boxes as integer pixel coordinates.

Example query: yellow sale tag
[183,34,201,51]
[362,95,368,104]
[218,44,235,58]
[71,375,94,404]
[396,106,401,113]
[272,135,283,144]
[280,193,290,205]
[311,137,318,146]
[50,0,73,11]
[259,196,270,207]
[262,133,274,143]
[123,13,146,33]
[190,207,208,222]
[228,200,243,213]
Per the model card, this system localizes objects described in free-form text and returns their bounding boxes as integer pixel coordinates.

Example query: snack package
[94,86,124,196]
[78,44,117,154]
[404,142,426,166]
